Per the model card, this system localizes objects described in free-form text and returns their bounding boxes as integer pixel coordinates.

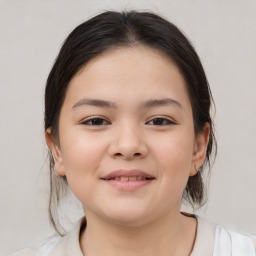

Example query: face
[46,46,209,227]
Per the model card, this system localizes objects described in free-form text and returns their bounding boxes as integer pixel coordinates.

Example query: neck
[80,211,197,256]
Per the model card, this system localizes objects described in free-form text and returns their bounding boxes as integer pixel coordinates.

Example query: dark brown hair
[45,10,216,235]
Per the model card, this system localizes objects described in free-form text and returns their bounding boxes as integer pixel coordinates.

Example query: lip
[101,169,155,191]
[101,169,155,180]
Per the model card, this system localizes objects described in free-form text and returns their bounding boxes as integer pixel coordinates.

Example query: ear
[189,123,210,176]
[45,128,66,176]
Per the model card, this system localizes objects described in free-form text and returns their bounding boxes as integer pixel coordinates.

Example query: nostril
[114,152,141,157]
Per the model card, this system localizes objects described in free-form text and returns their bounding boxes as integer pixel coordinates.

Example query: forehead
[76,45,180,82]
[64,45,191,110]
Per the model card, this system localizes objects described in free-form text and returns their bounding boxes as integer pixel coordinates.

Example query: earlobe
[190,123,210,176]
[45,128,66,176]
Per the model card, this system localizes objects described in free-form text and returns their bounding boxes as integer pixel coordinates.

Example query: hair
[44,10,216,235]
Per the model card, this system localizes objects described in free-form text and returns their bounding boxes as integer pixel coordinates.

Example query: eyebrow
[72,97,182,109]
[72,98,117,109]
[139,98,182,109]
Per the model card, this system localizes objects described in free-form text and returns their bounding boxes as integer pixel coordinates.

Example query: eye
[147,117,175,126]
[81,117,110,126]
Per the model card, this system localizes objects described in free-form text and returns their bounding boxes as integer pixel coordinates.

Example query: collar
[50,214,216,256]
[50,218,85,256]
[191,215,216,255]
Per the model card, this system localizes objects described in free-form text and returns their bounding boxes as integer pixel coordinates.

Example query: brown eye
[81,118,110,126]
[147,118,175,126]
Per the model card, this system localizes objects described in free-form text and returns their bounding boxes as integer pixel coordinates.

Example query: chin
[101,207,154,227]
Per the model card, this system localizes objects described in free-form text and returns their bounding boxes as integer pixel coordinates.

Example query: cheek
[63,139,101,171]
[60,127,107,168]
[59,131,108,197]
[150,130,194,191]
[152,129,194,167]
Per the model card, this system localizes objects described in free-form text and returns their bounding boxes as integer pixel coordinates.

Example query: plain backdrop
[0,0,256,255]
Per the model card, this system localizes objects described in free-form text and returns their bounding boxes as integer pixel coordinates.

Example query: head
[44,10,216,234]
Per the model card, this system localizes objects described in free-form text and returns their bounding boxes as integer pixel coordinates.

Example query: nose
[108,123,148,160]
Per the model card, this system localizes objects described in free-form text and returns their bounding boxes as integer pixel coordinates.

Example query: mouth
[101,169,155,190]
[102,176,154,181]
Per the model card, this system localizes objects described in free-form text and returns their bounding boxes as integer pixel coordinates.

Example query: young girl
[11,10,256,256]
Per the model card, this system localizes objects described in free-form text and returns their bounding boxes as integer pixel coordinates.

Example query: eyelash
[81,117,110,126]
[80,117,176,126]
[147,118,175,126]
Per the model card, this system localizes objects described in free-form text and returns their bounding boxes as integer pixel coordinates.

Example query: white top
[10,215,256,256]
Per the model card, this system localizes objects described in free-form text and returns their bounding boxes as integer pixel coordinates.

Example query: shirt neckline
[51,213,216,256]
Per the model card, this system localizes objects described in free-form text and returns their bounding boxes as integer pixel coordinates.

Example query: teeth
[112,176,150,181]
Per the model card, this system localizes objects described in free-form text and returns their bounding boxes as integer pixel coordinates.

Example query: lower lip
[102,179,154,190]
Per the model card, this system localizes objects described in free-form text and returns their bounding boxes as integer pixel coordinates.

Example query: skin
[46,45,210,256]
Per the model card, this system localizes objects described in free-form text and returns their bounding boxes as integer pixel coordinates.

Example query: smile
[101,169,155,190]
[103,176,154,181]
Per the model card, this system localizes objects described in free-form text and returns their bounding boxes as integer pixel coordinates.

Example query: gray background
[0,0,256,255]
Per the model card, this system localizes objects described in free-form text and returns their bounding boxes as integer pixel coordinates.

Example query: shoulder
[8,218,85,256]
[192,215,256,255]
[8,235,62,256]
[214,224,256,255]
[8,248,36,256]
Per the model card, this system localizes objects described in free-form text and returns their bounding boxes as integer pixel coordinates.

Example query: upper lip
[101,169,155,180]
